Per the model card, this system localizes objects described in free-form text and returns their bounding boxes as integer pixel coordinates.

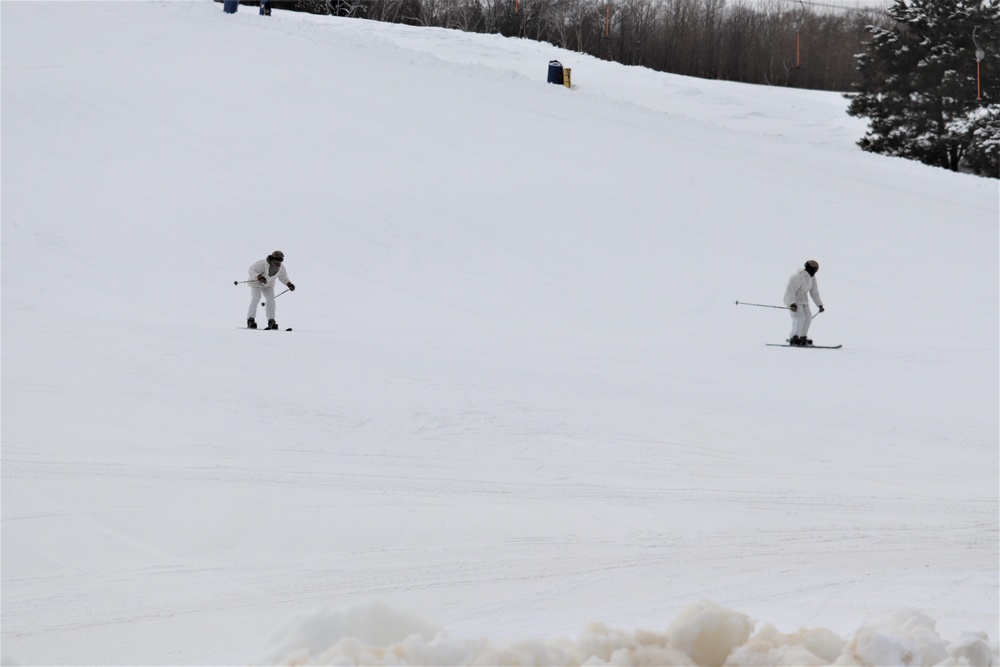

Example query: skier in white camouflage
[783,259,824,346]
[246,250,295,330]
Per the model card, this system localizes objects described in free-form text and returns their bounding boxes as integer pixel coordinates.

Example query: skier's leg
[790,306,807,339]
[799,304,813,337]
[247,286,263,320]
[789,304,812,341]
[263,286,276,322]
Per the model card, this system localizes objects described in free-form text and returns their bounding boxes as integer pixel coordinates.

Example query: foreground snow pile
[257,600,997,666]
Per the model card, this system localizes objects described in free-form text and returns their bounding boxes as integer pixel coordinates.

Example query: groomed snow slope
[1,2,997,665]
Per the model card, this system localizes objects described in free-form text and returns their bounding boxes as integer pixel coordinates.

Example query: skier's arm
[249,260,267,284]
[810,280,823,310]
[783,275,800,308]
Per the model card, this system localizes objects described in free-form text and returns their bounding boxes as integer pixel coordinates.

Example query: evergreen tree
[846,0,1000,176]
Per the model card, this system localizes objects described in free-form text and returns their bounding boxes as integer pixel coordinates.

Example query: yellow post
[563,68,572,88]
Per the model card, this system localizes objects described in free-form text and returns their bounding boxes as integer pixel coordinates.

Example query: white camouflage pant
[248,285,276,322]
[789,303,813,339]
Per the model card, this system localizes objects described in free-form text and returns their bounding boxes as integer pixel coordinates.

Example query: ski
[766,343,841,349]
[242,327,293,331]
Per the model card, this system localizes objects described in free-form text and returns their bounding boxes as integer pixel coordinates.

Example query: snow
[1,1,997,665]
[252,600,999,666]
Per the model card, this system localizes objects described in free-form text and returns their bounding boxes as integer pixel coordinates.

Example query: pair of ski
[767,343,841,349]
[244,326,293,332]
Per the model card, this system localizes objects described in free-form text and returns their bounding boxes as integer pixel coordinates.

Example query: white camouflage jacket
[248,259,290,289]
[783,268,822,308]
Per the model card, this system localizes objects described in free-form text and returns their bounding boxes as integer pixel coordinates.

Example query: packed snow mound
[256,600,998,666]
[257,601,444,665]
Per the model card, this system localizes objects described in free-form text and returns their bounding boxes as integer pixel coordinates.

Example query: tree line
[234,0,998,175]
[267,0,893,92]
[846,0,998,176]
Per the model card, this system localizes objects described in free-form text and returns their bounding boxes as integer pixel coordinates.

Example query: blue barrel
[547,60,563,85]
[260,0,271,14]
[223,0,238,13]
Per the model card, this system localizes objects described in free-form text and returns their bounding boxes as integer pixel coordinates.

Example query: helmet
[805,259,819,275]
[268,250,285,263]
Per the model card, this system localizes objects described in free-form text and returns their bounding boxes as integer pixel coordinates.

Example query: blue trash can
[260,0,271,15]
[223,0,238,13]
[547,60,564,85]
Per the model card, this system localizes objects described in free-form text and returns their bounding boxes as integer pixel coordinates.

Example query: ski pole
[262,289,290,306]
[735,301,789,310]
[234,279,255,285]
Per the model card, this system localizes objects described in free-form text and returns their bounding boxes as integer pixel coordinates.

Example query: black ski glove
[818,305,825,313]
[257,275,267,284]
[287,283,296,291]
[789,304,798,312]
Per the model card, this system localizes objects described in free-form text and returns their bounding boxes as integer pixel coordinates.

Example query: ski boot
[247,318,257,329]
[789,336,805,346]
[266,319,279,330]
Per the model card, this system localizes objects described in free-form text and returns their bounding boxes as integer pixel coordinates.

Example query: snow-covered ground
[1,2,997,665]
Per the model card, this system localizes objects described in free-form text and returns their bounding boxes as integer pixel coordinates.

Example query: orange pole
[515,0,518,13]
[605,4,610,37]
[796,32,801,68]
